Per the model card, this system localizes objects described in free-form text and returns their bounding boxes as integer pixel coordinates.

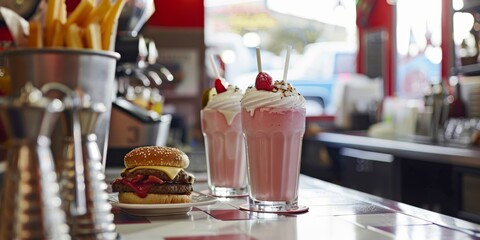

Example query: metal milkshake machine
[107,0,173,167]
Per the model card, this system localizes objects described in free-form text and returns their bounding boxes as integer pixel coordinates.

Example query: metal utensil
[0,83,70,240]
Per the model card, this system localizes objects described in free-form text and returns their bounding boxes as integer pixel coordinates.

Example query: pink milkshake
[201,80,248,196]
[241,72,306,212]
[242,108,305,201]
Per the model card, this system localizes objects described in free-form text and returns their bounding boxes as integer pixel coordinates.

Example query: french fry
[35,0,125,50]
[51,20,65,47]
[84,0,112,26]
[101,0,126,51]
[85,23,102,50]
[66,24,84,49]
[60,1,67,24]
[45,0,62,31]
[66,0,94,27]
[45,0,63,46]
[27,21,43,48]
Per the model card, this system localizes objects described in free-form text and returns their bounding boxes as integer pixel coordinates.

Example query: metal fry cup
[1,48,120,170]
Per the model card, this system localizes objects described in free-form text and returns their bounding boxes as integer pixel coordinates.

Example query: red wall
[66,0,205,28]
[356,0,394,96]
[0,0,204,42]
[148,0,204,28]
[0,28,12,42]
[441,0,452,81]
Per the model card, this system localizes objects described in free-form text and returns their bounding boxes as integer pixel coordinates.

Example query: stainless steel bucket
[1,48,120,169]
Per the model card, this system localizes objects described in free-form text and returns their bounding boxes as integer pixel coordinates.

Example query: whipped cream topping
[241,80,306,116]
[204,85,243,125]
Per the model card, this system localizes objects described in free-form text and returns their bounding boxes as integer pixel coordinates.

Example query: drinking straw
[256,47,262,73]
[209,54,222,79]
[283,45,292,82]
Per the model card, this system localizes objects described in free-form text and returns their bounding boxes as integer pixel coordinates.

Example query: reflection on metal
[2,48,120,169]
[0,84,70,239]
[341,147,394,163]
[117,0,155,37]
[59,100,117,239]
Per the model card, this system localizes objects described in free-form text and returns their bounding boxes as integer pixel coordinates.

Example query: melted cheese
[123,166,182,180]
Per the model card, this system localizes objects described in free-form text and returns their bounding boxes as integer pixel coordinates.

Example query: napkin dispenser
[106,97,171,167]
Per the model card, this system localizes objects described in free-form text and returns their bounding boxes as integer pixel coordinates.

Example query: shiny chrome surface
[1,48,120,169]
[0,85,70,239]
[108,98,171,148]
[312,132,480,167]
[117,0,155,37]
[59,105,117,239]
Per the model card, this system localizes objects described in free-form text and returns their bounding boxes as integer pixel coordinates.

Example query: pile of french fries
[28,0,126,51]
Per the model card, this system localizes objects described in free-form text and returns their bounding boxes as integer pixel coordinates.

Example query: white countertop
[105,168,480,240]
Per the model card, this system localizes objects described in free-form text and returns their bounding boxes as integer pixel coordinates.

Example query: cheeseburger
[112,146,195,204]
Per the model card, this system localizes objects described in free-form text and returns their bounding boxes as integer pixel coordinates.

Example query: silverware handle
[41,83,87,216]
[70,104,87,215]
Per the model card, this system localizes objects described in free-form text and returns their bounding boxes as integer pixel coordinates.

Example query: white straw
[256,47,262,73]
[209,55,221,79]
[283,45,292,82]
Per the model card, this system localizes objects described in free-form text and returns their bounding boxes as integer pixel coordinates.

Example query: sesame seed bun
[124,146,190,169]
[118,192,192,204]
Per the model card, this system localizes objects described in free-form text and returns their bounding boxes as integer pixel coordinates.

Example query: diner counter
[106,169,480,240]
[308,131,480,168]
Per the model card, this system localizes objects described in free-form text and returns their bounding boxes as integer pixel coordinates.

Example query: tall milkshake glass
[241,76,307,213]
[201,82,248,197]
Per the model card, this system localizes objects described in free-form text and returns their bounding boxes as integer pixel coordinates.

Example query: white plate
[109,192,217,216]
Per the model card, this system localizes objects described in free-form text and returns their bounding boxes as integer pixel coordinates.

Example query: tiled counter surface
[106,169,480,240]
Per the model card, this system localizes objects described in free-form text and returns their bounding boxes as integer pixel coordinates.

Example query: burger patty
[112,182,193,195]
[121,169,194,184]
